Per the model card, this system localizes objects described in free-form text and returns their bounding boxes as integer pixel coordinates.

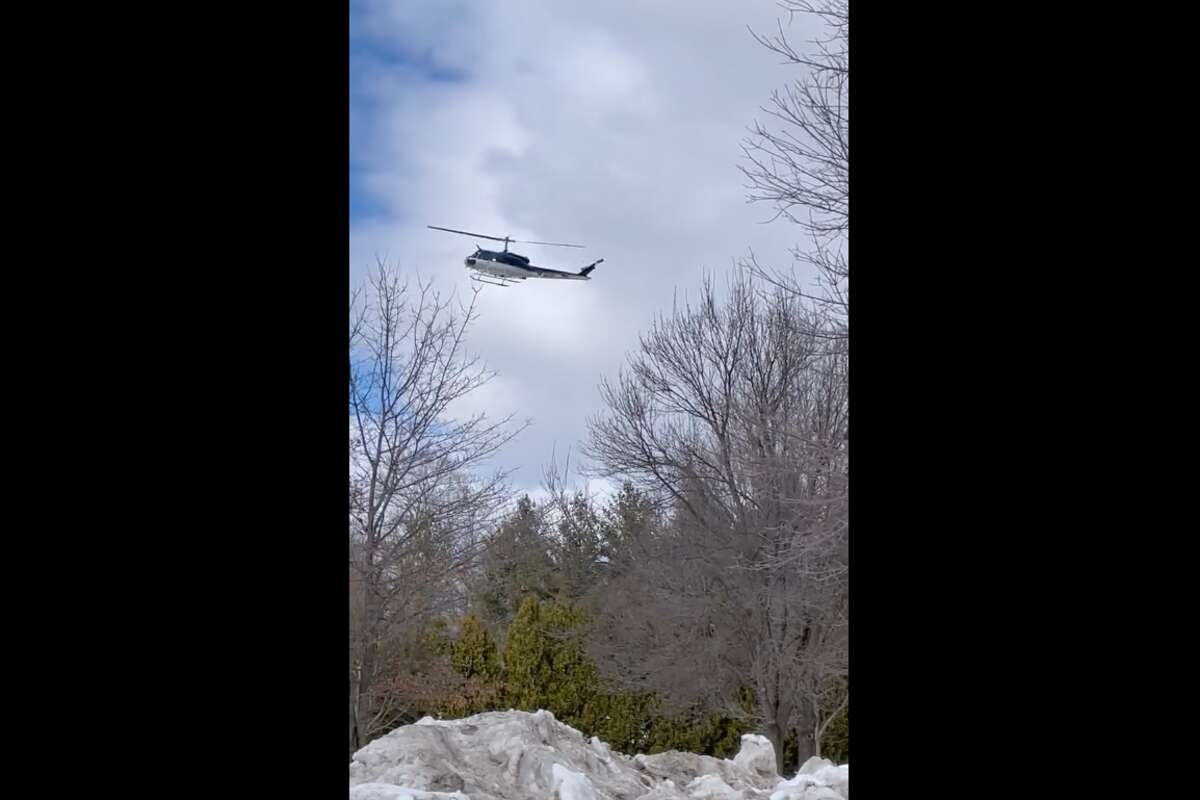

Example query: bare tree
[584,273,848,769]
[349,262,526,753]
[741,0,848,337]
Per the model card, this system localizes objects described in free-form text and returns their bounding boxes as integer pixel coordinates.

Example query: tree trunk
[351,537,380,752]
[793,726,815,768]
[352,575,381,753]
[764,720,784,776]
[350,617,362,756]
[349,676,360,756]
[792,701,818,771]
[353,632,378,749]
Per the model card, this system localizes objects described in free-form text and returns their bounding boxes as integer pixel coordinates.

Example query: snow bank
[349,710,848,800]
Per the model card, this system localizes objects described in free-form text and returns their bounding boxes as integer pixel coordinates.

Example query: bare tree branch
[740,0,849,341]
[349,262,528,752]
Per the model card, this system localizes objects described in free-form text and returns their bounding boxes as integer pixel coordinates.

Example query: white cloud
[351,0,827,494]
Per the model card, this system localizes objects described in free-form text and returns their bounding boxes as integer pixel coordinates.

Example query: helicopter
[428,225,603,288]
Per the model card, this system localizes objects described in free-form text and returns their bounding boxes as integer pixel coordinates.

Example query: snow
[683,774,741,799]
[350,710,848,799]
[732,733,777,782]
[769,758,849,800]
[550,764,597,800]
[349,785,469,800]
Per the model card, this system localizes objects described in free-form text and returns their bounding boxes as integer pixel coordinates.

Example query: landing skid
[470,275,514,288]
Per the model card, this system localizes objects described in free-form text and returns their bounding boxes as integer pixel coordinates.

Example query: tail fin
[579,258,603,277]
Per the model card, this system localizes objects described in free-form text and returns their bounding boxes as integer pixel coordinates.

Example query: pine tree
[475,497,559,629]
[599,482,657,569]
[554,492,604,602]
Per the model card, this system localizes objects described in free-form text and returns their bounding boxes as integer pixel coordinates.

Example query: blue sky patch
[350,8,469,224]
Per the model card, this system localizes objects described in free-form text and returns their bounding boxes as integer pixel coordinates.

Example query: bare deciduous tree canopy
[349,264,525,752]
[584,274,848,767]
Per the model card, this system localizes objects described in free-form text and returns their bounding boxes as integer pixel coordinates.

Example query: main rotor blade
[516,239,585,248]
[427,225,510,243]
[429,225,585,248]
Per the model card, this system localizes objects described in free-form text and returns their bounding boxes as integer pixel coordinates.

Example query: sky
[349,0,825,502]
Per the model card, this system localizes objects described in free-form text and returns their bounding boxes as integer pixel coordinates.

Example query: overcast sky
[349,0,824,501]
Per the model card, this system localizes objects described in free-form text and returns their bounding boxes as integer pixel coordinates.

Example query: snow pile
[770,758,849,800]
[349,710,848,800]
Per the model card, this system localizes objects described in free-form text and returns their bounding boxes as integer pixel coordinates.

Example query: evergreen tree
[554,492,605,602]
[820,697,849,763]
[474,496,559,629]
[451,614,501,682]
[439,614,503,717]
[599,482,657,569]
[502,597,552,711]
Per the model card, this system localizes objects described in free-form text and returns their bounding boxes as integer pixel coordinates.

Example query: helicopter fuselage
[465,249,531,279]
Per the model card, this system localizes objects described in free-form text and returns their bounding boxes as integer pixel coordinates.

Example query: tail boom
[579,258,604,278]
